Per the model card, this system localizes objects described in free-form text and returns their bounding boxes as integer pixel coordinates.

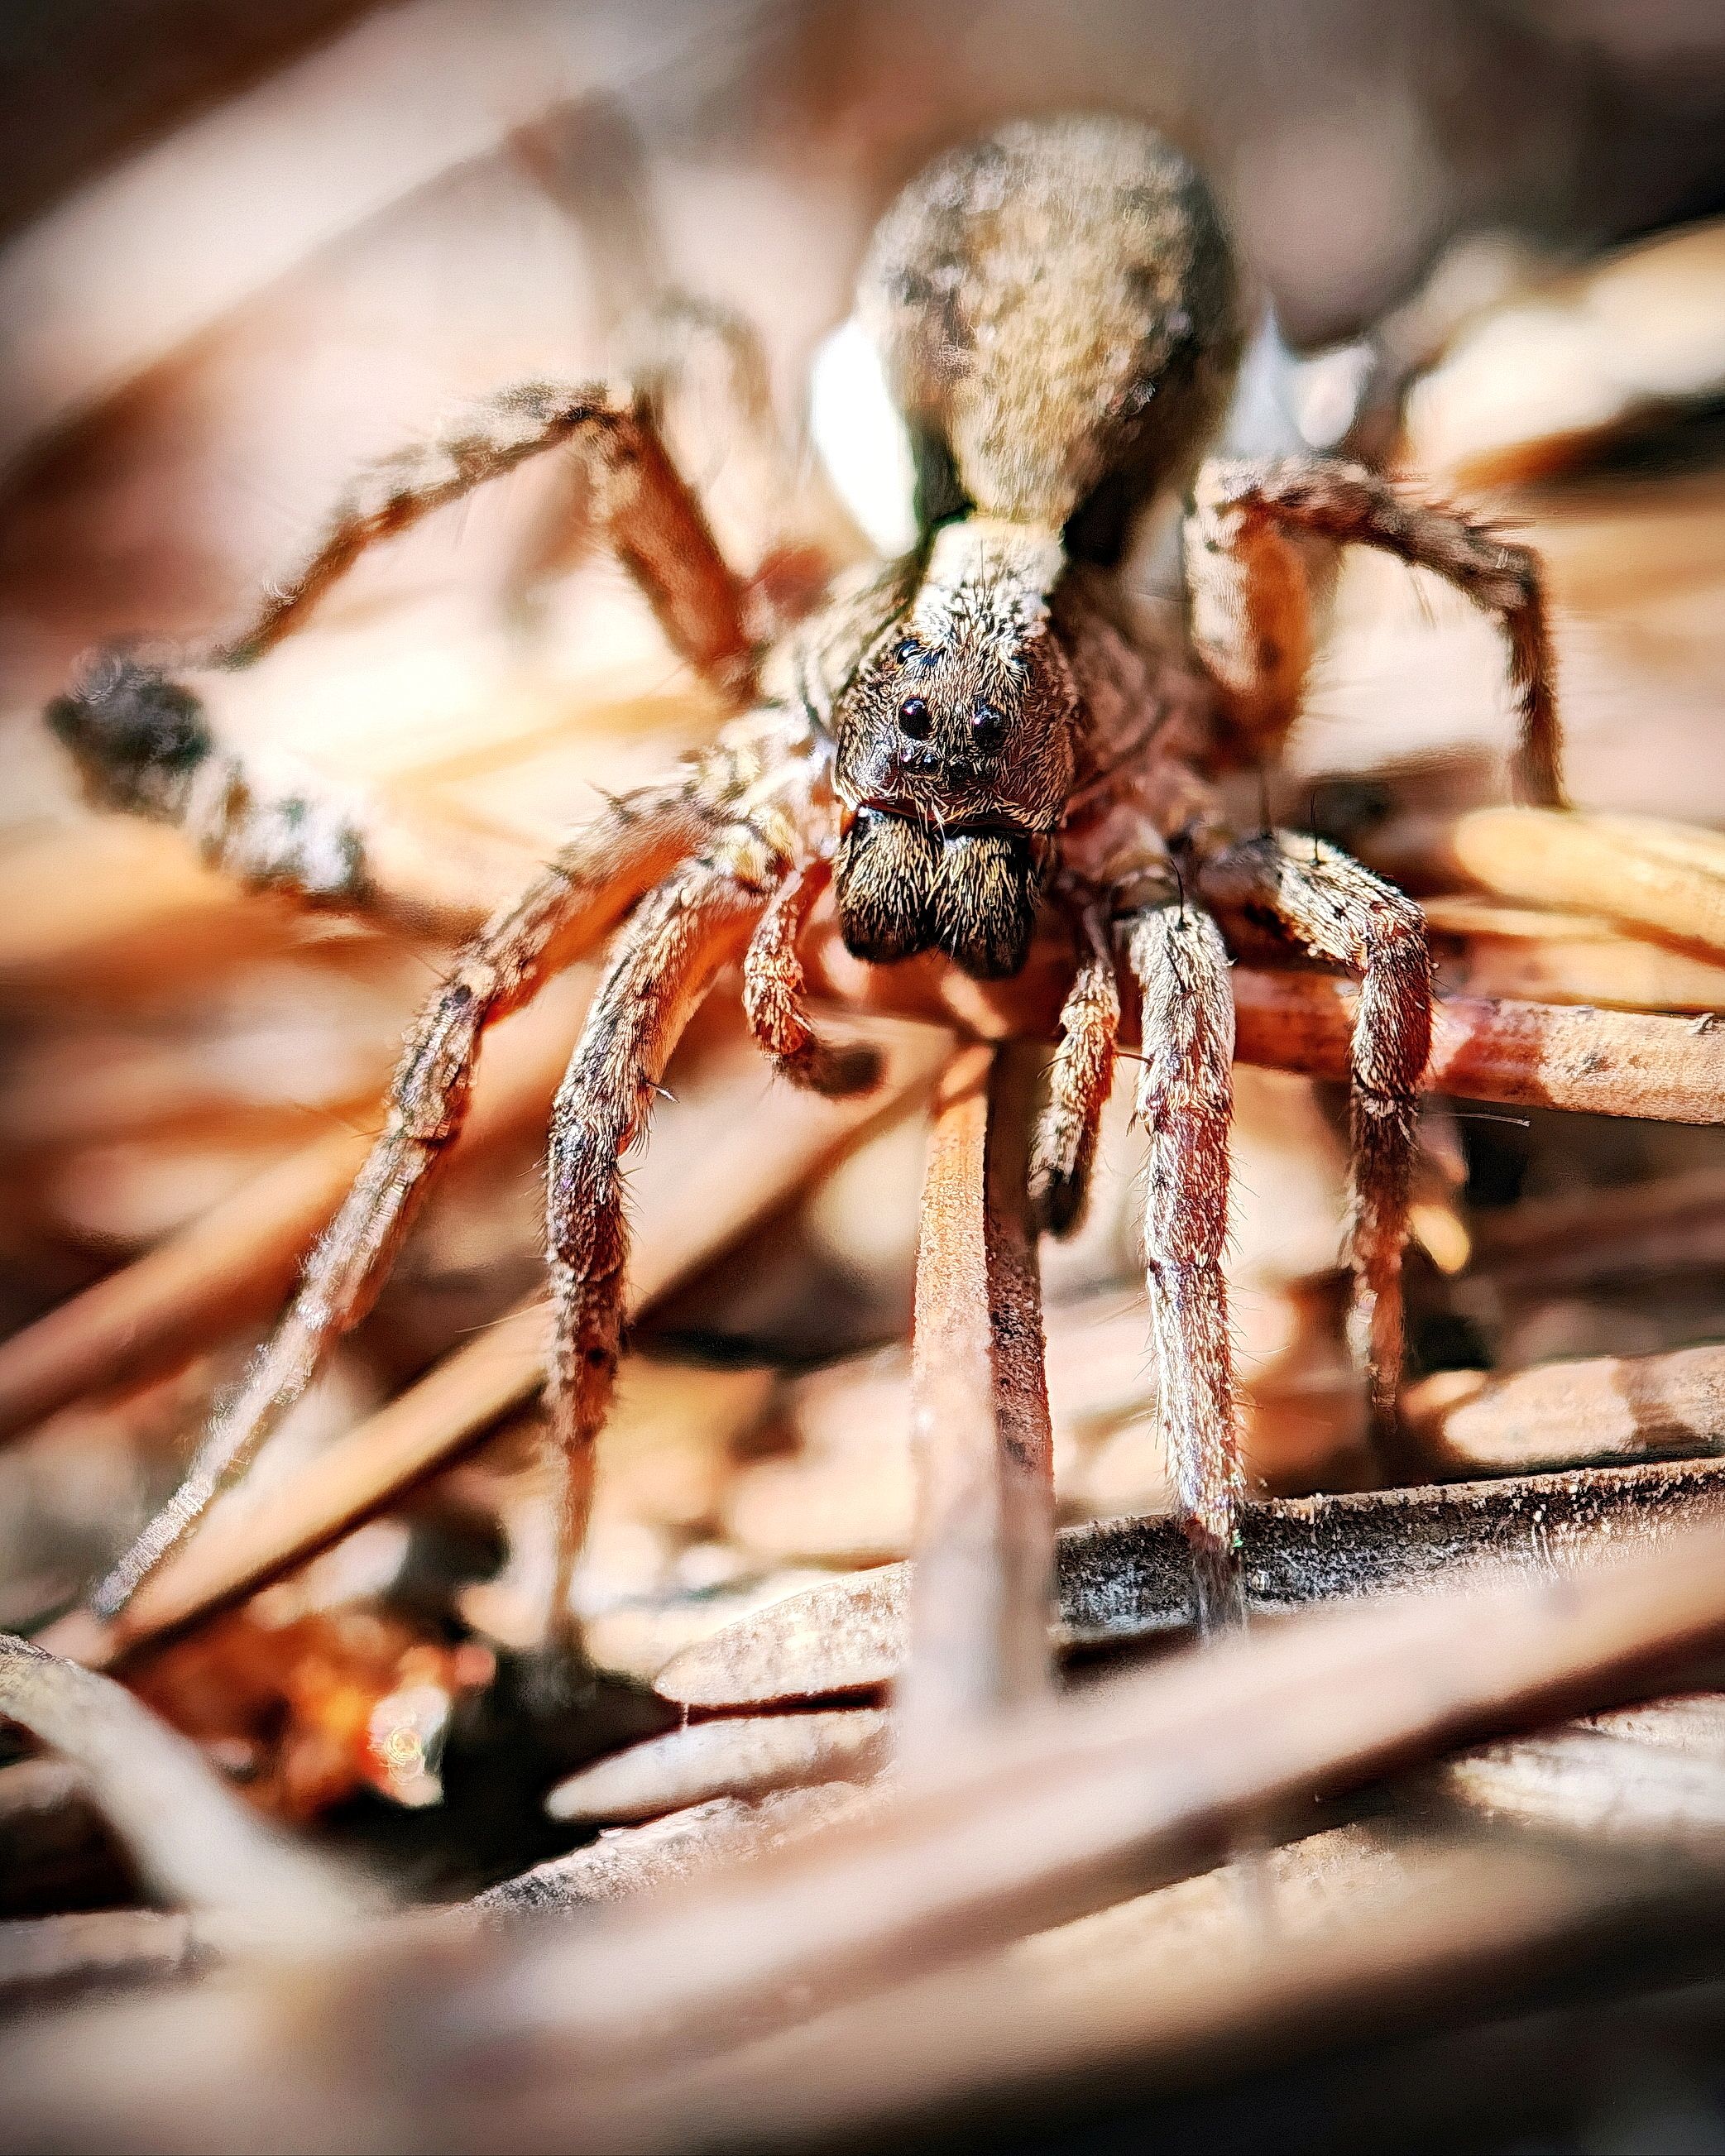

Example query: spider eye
[970,703,1006,749]
[894,639,922,665]
[898,695,932,739]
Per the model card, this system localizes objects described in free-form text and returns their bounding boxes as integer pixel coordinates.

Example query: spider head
[831,519,1078,980]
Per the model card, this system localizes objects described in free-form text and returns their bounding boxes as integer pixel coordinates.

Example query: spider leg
[544,831,779,1645]
[1124,898,1239,1623]
[213,380,755,692]
[46,655,386,922]
[88,780,709,1620]
[1187,453,1563,807]
[47,378,756,925]
[1029,900,1121,1236]
[1201,831,1431,1426]
[510,295,828,635]
[742,858,883,1097]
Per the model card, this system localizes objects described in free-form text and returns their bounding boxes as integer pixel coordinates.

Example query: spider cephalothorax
[831,521,1078,978]
[50,112,1560,1645]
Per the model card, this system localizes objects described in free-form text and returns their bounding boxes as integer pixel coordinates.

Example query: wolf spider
[50,115,1559,1645]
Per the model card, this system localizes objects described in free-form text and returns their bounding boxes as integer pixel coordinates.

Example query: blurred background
[3,4,1725,2149]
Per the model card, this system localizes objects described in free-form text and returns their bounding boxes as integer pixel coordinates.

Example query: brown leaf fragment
[546,1709,890,1826]
[659,1457,1725,1708]
[1433,807,1725,963]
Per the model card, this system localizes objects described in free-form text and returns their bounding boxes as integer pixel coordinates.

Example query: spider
[48,114,1559,1647]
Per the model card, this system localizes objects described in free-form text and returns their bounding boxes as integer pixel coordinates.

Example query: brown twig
[659,1456,1725,1708]
[0,1909,207,2007]
[723,1279,1361,1568]
[455,1521,1725,2092]
[1422,895,1725,1011]
[0,972,595,1447]
[801,926,1725,1123]
[597,1821,1672,2154]
[1237,970,1725,1124]
[1469,1166,1725,1294]
[0,1127,371,1446]
[898,1042,1054,1764]
[480,1785,874,1919]
[17,1521,1725,2149]
[1440,1723,1725,1847]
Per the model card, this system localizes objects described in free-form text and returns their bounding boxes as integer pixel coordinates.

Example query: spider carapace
[51,115,1560,1637]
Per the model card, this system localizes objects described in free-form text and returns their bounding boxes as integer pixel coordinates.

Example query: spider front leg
[1186,454,1563,807]
[1029,899,1121,1235]
[1124,898,1240,1624]
[1201,831,1430,1426]
[89,782,709,1619]
[742,857,883,1098]
[544,834,779,1646]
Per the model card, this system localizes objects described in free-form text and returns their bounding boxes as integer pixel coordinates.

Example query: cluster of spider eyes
[893,639,1007,751]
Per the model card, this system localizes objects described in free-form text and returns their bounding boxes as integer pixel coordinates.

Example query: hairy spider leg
[89,782,710,1620]
[50,373,763,935]
[505,296,819,633]
[1186,454,1563,807]
[544,836,782,1645]
[1029,900,1122,1235]
[1125,900,1239,1624]
[1202,831,1431,1426]
[742,857,884,1097]
[213,379,755,697]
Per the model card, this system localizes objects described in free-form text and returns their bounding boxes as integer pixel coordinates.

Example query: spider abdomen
[860,113,1245,555]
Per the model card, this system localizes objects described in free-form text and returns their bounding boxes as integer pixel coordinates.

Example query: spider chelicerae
[49,113,1560,1646]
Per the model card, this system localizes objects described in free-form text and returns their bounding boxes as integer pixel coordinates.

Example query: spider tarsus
[1028,1163,1086,1240]
[796,1038,886,1099]
[1189,1528,1247,1637]
[47,653,213,817]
